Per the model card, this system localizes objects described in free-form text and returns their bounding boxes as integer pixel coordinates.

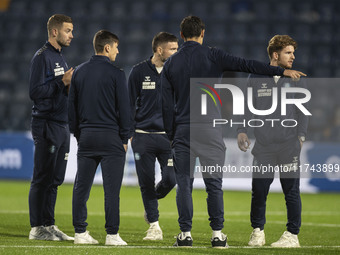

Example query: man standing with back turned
[69,30,130,245]
[161,16,306,248]
[237,35,308,248]
[29,14,74,241]
[128,32,178,241]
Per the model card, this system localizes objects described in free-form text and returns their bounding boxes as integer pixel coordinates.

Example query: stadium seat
[169,1,188,20]
[0,0,337,135]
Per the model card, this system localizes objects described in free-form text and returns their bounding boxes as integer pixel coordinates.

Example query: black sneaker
[173,233,193,247]
[211,233,228,249]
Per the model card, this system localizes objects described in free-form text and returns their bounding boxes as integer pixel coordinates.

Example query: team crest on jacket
[142,76,156,89]
[54,63,65,77]
[257,84,272,97]
[134,152,141,160]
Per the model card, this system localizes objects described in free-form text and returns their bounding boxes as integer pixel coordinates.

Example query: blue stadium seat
[249,22,269,43]
[210,1,231,20]
[150,2,169,21]
[109,2,127,20]
[129,1,148,20]
[273,2,293,21]
[295,45,310,66]
[169,2,188,20]
[230,23,248,42]
[192,1,209,21]
[291,23,312,43]
[88,1,108,19]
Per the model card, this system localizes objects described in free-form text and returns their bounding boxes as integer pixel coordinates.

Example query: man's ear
[104,44,110,53]
[51,28,58,37]
[273,52,279,60]
[180,31,185,40]
[157,46,163,55]
[201,29,205,38]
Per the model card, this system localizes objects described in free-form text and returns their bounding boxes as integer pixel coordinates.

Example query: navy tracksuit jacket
[69,55,130,234]
[28,41,70,227]
[161,41,286,232]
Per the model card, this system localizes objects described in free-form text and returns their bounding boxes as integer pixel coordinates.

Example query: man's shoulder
[133,59,148,68]
[131,59,149,72]
[32,44,52,61]
[36,45,49,56]
[101,60,125,74]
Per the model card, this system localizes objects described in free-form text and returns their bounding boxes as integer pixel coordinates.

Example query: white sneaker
[74,231,99,244]
[143,224,163,240]
[211,232,228,249]
[271,231,300,248]
[105,233,127,245]
[248,228,265,246]
[46,225,74,241]
[29,226,59,241]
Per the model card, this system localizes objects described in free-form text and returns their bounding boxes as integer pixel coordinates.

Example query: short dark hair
[93,30,119,54]
[152,32,178,53]
[180,16,205,39]
[267,35,297,59]
[47,14,72,37]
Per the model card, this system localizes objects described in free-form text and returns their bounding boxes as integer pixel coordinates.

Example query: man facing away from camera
[28,14,74,241]
[68,30,130,245]
[161,15,306,248]
[237,35,308,248]
[128,32,178,241]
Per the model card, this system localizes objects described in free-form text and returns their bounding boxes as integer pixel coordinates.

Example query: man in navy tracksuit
[28,14,74,241]
[237,35,308,248]
[128,32,178,241]
[161,16,306,248]
[68,30,130,246]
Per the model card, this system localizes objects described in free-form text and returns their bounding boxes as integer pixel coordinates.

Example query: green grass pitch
[0,180,339,254]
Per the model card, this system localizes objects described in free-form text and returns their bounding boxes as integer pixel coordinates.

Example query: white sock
[212,230,222,239]
[150,221,160,229]
[180,231,191,239]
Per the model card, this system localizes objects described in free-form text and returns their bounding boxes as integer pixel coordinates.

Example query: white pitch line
[0,245,339,249]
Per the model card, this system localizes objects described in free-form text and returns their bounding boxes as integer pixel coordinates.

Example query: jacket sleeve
[237,74,254,135]
[296,78,309,137]
[29,54,66,100]
[68,71,80,139]
[127,67,141,137]
[214,48,285,77]
[161,62,175,141]
[116,70,131,144]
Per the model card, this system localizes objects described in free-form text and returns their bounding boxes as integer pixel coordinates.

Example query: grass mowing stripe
[1,211,339,227]
[1,181,339,255]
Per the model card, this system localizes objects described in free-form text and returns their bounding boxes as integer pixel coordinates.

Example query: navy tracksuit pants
[172,125,226,232]
[251,137,302,234]
[131,133,176,223]
[72,129,126,235]
[29,118,70,227]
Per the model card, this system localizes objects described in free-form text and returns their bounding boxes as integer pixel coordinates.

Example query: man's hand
[123,144,128,152]
[283,69,307,81]
[62,67,74,86]
[237,133,251,152]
